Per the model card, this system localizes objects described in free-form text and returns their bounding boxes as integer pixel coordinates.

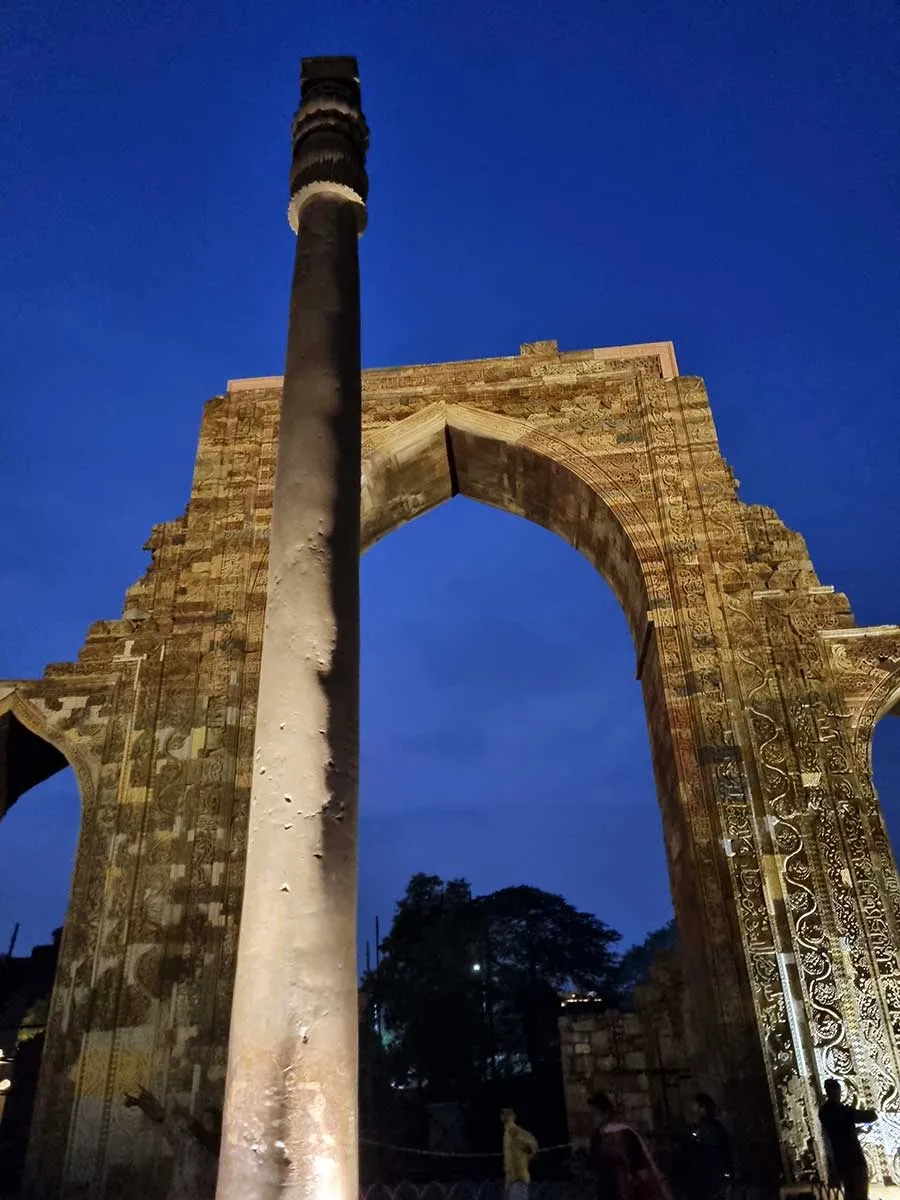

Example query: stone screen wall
[2,339,900,1195]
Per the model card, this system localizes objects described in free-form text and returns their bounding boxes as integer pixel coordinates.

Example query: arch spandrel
[361,402,454,551]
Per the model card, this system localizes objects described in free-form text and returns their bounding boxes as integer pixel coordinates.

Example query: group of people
[120,1074,879,1200]
[502,1078,880,1200]
[503,1092,730,1200]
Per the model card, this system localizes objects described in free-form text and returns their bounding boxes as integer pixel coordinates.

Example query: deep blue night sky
[1,0,898,956]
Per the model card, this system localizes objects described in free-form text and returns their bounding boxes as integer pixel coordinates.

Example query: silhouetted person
[588,1091,674,1200]
[124,1085,220,1199]
[687,1093,732,1200]
[818,1078,876,1200]
[501,1107,538,1200]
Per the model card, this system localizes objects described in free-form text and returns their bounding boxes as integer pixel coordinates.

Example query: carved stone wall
[1,338,899,1196]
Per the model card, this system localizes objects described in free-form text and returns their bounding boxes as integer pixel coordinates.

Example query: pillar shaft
[216,58,368,1200]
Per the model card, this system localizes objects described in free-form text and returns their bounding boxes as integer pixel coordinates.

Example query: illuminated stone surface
[3,335,900,1195]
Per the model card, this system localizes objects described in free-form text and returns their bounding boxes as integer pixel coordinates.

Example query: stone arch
[361,402,660,644]
[821,628,900,777]
[358,399,755,1150]
[858,671,900,776]
[856,660,900,897]
[860,677,900,899]
[0,688,97,1192]
[26,342,900,1191]
[0,688,98,821]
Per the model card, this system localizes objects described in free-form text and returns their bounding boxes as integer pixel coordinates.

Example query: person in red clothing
[588,1092,673,1200]
[818,1079,877,1200]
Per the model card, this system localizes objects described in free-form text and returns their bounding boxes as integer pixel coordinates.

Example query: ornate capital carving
[288,55,370,234]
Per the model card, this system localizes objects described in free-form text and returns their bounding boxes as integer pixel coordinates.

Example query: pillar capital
[288,55,370,235]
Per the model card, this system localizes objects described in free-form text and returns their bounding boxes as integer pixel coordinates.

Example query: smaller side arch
[0,688,98,822]
[0,686,98,1196]
[863,671,900,766]
[821,627,900,771]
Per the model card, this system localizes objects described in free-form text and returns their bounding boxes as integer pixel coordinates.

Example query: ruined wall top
[226,339,680,395]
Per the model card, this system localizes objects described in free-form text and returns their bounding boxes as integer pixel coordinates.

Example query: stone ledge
[226,339,679,392]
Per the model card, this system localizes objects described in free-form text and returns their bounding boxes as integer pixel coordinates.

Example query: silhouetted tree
[362,874,621,1098]
[476,885,621,1075]
[613,918,677,1005]
[363,875,484,1097]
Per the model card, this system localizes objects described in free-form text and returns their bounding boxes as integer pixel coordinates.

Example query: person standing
[124,1085,220,1200]
[819,1079,877,1200]
[588,1091,673,1200]
[501,1107,538,1200]
[687,1093,733,1200]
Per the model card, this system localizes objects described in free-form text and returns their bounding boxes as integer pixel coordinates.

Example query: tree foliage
[362,874,622,1099]
[613,918,677,1002]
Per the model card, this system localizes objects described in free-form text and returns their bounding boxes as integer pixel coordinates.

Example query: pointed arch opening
[0,702,82,1191]
[362,403,653,643]
[358,406,700,1172]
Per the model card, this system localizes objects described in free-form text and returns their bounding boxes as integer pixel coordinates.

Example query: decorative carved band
[288,56,369,234]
